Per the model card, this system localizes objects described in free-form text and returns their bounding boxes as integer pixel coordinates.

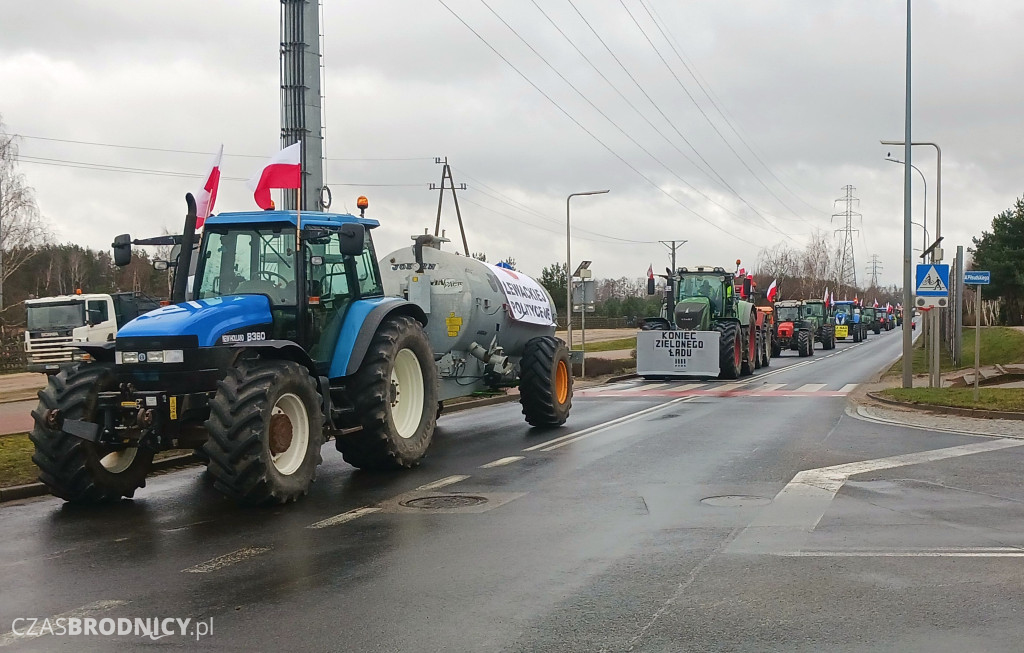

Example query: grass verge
[880,387,1024,413]
[886,327,1024,376]
[581,337,637,352]
[0,433,38,488]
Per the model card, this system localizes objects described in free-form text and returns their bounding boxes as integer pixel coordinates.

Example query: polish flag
[873,298,879,308]
[766,279,778,302]
[647,264,654,280]
[830,291,835,306]
[822,286,829,307]
[194,144,223,229]
[247,141,302,210]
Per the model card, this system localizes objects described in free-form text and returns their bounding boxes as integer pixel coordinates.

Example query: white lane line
[795,383,827,393]
[727,438,1024,555]
[839,383,859,394]
[480,456,524,468]
[784,548,1024,558]
[755,383,787,392]
[540,398,696,452]
[524,397,693,452]
[0,600,128,647]
[308,506,382,530]
[416,475,470,491]
[182,546,271,573]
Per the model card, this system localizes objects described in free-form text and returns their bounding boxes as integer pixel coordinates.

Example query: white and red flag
[766,279,778,302]
[830,291,835,306]
[873,298,879,308]
[247,141,302,210]
[822,286,829,307]
[647,264,654,280]
[194,144,223,229]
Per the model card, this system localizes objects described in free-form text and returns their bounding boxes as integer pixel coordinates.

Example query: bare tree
[0,119,51,314]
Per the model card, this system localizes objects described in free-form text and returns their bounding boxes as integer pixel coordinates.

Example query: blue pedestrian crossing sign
[915,264,950,297]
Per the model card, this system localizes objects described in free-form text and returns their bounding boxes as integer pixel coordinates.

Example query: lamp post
[885,157,928,249]
[566,190,609,353]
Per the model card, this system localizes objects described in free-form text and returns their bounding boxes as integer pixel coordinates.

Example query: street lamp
[566,190,609,353]
[885,156,928,250]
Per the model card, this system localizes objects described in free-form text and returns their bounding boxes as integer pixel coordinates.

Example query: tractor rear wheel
[852,326,862,343]
[30,363,154,503]
[519,336,572,428]
[204,359,324,505]
[740,323,757,376]
[797,330,811,357]
[716,322,742,379]
[337,315,438,470]
[771,336,782,358]
[754,330,763,369]
[762,330,771,367]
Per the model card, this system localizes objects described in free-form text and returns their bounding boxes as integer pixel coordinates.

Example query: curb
[866,391,1024,421]
[0,453,200,504]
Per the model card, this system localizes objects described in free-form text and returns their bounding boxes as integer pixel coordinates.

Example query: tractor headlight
[145,350,164,363]
[120,351,139,364]
[162,349,184,364]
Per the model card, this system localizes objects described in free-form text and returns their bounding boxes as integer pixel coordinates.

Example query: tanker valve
[469,341,511,374]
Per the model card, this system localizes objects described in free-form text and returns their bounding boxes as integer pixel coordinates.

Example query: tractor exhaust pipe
[172,193,198,304]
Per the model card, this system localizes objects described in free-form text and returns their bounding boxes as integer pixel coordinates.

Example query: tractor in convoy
[862,306,882,335]
[30,195,572,505]
[637,265,767,378]
[831,300,867,342]
[770,300,815,357]
[802,299,836,350]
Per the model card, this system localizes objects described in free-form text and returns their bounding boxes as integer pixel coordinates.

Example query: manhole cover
[700,495,771,507]
[400,495,489,510]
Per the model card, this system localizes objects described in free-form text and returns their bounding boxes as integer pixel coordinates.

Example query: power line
[459,196,655,245]
[642,0,829,218]
[434,0,764,246]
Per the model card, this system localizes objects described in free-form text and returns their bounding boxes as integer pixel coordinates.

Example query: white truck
[24,292,161,374]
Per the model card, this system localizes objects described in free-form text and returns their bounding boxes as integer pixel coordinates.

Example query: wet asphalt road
[5,328,1024,651]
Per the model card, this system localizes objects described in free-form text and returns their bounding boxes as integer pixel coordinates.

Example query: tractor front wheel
[337,315,438,470]
[797,330,812,357]
[716,322,742,379]
[520,336,572,428]
[31,363,154,503]
[205,359,324,505]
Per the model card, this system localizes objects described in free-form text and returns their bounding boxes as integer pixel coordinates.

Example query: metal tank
[379,235,557,400]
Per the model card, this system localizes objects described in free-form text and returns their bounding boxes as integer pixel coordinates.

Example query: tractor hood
[117,295,273,347]
[674,298,711,330]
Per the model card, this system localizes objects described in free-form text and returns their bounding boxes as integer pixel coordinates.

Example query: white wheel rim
[100,448,137,474]
[269,392,309,476]
[391,348,424,439]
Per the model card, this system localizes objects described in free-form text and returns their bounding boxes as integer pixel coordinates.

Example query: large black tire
[771,337,782,358]
[797,330,811,357]
[852,326,862,343]
[336,315,438,470]
[716,322,742,379]
[30,363,154,503]
[754,330,763,369]
[204,360,324,505]
[519,336,572,428]
[762,330,771,367]
[740,324,756,376]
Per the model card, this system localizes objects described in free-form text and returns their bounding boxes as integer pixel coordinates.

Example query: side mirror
[743,277,752,297]
[339,223,366,256]
[112,234,132,267]
[153,260,169,271]
[646,277,655,295]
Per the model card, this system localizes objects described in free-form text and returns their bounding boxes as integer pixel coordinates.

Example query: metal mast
[865,254,883,288]
[280,0,324,211]
[832,185,861,293]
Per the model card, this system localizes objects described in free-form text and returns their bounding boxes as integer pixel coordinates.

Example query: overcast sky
[3,0,1021,288]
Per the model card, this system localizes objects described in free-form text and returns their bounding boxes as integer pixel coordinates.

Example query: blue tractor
[30,195,571,505]
[831,300,868,342]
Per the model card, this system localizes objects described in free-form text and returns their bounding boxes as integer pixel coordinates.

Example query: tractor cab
[672,266,744,330]
[802,300,827,330]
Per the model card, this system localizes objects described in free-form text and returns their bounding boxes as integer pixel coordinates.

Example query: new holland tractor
[831,300,867,342]
[637,265,766,378]
[771,300,815,357]
[29,195,572,505]
[802,299,836,350]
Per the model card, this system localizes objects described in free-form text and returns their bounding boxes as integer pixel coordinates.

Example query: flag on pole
[822,286,829,307]
[247,142,302,210]
[766,279,778,302]
[873,298,879,308]
[194,144,223,229]
[830,291,835,306]
[647,264,654,280]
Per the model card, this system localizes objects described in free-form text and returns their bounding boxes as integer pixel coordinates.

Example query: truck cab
[26,293,118,374]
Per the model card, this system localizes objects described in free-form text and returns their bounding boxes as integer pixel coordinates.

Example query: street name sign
[964,270,991,285]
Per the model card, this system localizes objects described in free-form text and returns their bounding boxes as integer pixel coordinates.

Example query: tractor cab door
[303,228,383,373]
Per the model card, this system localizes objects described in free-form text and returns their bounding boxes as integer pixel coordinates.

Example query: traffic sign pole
[975,287,981,402]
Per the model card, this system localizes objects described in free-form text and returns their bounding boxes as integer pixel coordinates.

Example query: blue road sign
[915,263,950,297]
[964,270,991,285]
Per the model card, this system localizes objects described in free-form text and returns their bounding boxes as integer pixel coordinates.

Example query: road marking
[416,475,470,491]
[795,383,827,393]
[0,600,128,647]
[716,383,745,392]
[673,383,707,391]
[480,456,524,468]
[755,383,787,392]
[308,506,382,530]
[727,438,1024,555]
[182,546,271,573]
[640,382,671,391]
[783,548,1024,557]
[839,383,859,394]
[525,397,694,452]
[849,405,1024,440]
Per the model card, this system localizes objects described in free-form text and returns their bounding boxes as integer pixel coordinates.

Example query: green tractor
[638,265,766,378]
[802,299,836,350]
[862,306,882,335]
